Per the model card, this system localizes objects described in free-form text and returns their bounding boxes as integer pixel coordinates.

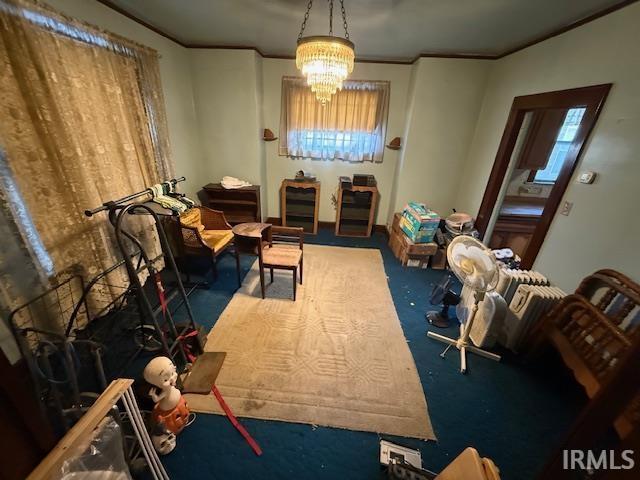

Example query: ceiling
[103,0,629,60]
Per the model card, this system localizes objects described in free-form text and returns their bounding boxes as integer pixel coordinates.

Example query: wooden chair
[527,269,640,439]
[175,206,234,281]
[234,225,303,301]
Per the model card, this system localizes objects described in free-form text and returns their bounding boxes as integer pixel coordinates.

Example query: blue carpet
[160,229,585,480]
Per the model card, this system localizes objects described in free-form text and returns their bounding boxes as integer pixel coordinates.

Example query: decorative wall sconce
[263,128,278,141]
[386,137,401,150]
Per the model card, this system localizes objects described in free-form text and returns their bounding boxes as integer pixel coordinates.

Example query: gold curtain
[0,0,174,323]
[279,76,390,162]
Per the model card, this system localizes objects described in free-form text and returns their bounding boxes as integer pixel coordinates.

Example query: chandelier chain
[328,0,333,35]
[297,0,314,41]
[340,0,349,39]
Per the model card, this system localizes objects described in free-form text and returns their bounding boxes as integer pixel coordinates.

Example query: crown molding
[97,0,638,64]
[495,0,639,58]
[95,0,187,47]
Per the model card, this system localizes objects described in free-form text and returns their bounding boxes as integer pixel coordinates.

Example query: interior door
[475,84,611,269]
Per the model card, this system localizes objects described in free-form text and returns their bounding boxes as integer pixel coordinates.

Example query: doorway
[475,84,611,269]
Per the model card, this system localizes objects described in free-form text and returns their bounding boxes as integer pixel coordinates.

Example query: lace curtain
[279,76,390,162]
[0,0,174,328]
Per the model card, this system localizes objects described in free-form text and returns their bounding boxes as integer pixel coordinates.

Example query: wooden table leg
[293,267,297,301]
[235,251,241,288]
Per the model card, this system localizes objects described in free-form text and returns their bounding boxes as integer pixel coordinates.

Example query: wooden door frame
[475,83,612,268]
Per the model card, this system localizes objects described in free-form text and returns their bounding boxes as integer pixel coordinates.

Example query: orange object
[152,395,190,434]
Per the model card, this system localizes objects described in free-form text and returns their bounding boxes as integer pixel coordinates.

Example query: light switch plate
[578,171,597,184]
[561,201,573,216]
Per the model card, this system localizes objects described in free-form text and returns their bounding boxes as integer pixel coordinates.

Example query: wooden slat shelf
[287,213,316,219]
[335,182,378,237]
[281,179,320,234]
[209,198,258,206]
[198,183,261,225]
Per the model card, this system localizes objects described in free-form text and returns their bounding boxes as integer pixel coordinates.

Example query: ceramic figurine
[143,356,190,437]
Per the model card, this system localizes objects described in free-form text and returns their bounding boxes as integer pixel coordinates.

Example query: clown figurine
[143,356,190,436]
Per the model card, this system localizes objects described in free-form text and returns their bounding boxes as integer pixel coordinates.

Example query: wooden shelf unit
[198,183,261,225]
[281,179,320,234]
[335,184,378,237]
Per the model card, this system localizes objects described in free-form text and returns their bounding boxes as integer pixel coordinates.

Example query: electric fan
[426,275,460,328]
[427,235,502,373]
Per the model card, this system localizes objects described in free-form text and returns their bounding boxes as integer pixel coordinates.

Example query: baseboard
[266,217,388,236]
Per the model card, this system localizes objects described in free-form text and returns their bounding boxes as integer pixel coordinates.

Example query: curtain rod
[0,0,160,59]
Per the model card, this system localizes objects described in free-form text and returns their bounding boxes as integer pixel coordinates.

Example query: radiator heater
[501,284,566,351]
[459,268,565,351]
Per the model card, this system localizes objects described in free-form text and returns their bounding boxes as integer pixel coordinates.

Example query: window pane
[289,129,380,159]
[534,107,586,183]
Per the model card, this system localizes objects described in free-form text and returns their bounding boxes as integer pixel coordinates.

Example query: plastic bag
[58,417,133,480]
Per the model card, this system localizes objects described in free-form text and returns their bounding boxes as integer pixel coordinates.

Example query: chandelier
[295,0,355,104]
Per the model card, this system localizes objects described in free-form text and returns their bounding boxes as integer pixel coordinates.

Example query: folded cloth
[150,184,188,213]
[162,181,196,208]
[221,176,252,189]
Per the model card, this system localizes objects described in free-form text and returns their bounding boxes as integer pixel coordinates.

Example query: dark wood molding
[268,218,387,235]
[416,52,497,61]
[96,0,638,63]
[475,83,612,269]
[496,0,639,59]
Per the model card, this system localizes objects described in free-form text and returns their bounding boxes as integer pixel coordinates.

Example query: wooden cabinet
[281,179,320,234]
[197,183,261,225]
[489,215,538,259]
[335,184,378,237]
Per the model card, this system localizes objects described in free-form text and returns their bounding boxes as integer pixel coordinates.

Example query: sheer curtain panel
[279,77,390,162]
[0,0,174,321]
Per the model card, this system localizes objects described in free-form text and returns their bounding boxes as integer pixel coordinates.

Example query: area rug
[185,244,435,440]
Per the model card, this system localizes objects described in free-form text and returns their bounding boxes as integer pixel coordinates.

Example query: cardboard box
[388,228,406,261]
[388,228,437,267]
[391,212,402,234]
[401,203,440,243]
[430,247,448,270]
[406,256,430,269]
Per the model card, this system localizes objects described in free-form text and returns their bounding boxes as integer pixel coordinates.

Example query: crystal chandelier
[295,0,355,104]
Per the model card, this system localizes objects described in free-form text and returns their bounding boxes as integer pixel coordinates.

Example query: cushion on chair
[180,208,204,231]
[200,230,234,253]
[262,245,302,268]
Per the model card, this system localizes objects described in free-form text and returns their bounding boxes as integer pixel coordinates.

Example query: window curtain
[0,0,174,327]
[279,76,390,162]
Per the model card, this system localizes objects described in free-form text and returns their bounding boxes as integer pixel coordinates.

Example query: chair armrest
[180,224,209,250]
[199,206,232,230]
[272,226,304,250]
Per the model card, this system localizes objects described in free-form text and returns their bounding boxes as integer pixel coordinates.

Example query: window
[279,77,390,162]
[534,107,586,183]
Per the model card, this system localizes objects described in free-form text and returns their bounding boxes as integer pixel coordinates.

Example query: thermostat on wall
[578,171,597,184]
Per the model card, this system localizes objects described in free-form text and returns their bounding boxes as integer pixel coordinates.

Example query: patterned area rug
[185,244,435,440]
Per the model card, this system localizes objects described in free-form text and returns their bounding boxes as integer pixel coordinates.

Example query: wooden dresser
[488,196,544,258]
[280,179,320,234]
[197,183,261,225]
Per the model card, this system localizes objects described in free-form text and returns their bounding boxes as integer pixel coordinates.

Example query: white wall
[260,59,412,223]
[393,58,490,220]
[189,49,264,198]
[455,2,640,290]
[191,54,489,225]
[45,0,204,197]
